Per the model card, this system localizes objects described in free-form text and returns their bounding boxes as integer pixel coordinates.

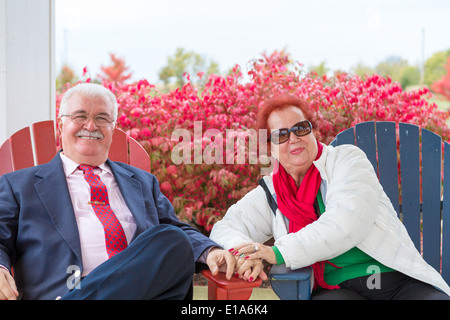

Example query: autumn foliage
[56,50,450,234]
[431,56,450,100]
[99,53,133,83]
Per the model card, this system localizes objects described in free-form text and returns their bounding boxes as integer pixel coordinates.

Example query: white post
[0,0,55,144]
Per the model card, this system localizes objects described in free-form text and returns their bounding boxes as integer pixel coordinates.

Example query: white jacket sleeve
[209,186,274,249]
[275,145,385,269]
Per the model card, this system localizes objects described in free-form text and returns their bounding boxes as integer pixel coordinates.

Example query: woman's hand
[232,243,277,265]
[229,243,276,282]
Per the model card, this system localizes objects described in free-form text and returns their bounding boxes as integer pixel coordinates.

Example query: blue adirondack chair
[269,121,450,300]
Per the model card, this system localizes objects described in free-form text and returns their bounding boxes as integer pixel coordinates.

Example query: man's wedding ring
[253,245,258,253]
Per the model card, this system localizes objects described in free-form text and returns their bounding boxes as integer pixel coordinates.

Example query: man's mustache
[75,129,104,139]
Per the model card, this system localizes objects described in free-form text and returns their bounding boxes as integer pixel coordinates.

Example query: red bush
[57,50,450,235]
[431,56,450,100]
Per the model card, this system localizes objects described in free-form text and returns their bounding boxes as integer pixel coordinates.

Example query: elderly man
[0,83,235,300]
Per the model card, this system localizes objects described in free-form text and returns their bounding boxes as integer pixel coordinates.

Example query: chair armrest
[269,265,312,300]
[201,269,262,300]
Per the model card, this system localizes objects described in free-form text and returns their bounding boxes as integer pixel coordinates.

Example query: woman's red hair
[256,95,317,132]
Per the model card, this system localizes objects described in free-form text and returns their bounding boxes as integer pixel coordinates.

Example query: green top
[324,247,393,286]
[273,190,393,286]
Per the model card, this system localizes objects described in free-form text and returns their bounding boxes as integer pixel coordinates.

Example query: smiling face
[58,93,114,166]
[267,106,318,184]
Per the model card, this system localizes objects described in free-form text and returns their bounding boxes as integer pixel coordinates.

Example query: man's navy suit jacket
[0,154,217,299]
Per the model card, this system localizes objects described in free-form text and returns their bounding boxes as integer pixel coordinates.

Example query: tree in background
[399,65,421,89]
[375,56,409,81]
[98,53,133,83]
[425,50,450,89]
[374,56,420,89]
[431,56,450,100]
[328,57,421,90]
[307,61,329,77]
[347,51,450,91]
[158,47,220,88]
[56,64,78,90]
[351,61,375,79]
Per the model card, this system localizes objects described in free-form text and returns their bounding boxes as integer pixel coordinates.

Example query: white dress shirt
[60,153,137,276]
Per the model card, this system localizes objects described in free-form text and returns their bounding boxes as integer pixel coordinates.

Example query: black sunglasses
[269,120,312,145]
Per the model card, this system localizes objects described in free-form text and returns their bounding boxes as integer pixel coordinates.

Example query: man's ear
[57,117,63,132]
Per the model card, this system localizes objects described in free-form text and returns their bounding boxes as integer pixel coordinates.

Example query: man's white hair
[59,83,118,121]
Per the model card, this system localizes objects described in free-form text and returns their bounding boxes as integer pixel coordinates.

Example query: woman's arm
[210,185,274,249]
[275,145,384,269]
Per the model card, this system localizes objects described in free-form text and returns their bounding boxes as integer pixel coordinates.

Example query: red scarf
[273,142,339,290]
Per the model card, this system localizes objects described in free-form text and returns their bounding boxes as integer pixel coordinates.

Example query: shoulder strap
[258,177,325,218]
[258,177,278,215]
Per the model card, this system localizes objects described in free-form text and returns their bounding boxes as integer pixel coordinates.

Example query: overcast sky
[55,0,450,83]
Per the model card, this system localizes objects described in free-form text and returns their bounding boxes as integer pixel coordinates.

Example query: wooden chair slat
[421,129,443,271]
[129,138,151,172]
[355,121,377,175]
[0,140,13,176]
[9,127,34,171]
[376,122,400,215]
[335,126,355,146]
[442,141,450,282]
[399,123,421,251]
[32,120,57,165]
[109,128,128,163]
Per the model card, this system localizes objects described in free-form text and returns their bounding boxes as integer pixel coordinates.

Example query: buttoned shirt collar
[59,152,112,177]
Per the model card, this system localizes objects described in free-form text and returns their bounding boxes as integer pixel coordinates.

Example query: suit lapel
[33,156,147,263]
[34,155,83,263]
[107,160,147,238]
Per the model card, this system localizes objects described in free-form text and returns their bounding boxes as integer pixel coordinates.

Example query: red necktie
[79,164,128,258]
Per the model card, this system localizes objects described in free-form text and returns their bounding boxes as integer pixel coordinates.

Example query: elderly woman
[209,96,450,299]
